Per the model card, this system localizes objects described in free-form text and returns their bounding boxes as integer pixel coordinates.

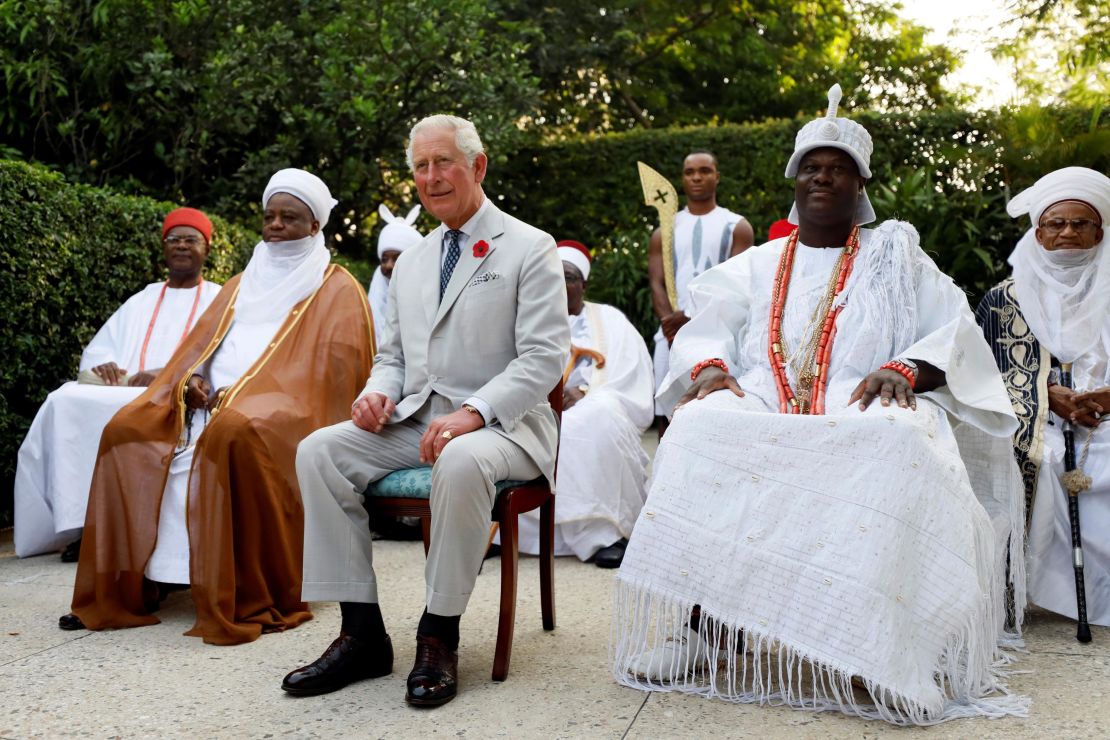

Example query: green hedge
[0,160,256,527]
[488,107,1109,338]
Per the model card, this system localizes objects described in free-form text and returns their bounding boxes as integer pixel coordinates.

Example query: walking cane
[1060,362,1093,643]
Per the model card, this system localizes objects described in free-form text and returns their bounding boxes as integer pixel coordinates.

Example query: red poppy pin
[473,240,490,258]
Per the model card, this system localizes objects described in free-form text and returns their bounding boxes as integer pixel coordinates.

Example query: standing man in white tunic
[977,167,1110,625]
[14,207,221,558]
[649,150,754,431]
[612,85,1026,724]
[506,240,653,568]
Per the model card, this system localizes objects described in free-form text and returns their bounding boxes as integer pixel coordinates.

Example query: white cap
[785,84,876,226]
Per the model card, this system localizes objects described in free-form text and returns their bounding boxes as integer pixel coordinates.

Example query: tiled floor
[2,432,1108,737]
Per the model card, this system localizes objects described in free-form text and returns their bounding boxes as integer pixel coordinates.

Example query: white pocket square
[469,271,501,287]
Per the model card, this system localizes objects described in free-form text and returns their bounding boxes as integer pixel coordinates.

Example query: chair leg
[539,496,555,631]
[420,516,431,557]
[492,509,519,682]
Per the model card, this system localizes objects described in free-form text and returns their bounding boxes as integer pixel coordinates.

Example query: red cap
[767,219,795,241]
[555,239,591,262]
[163,207,213,243]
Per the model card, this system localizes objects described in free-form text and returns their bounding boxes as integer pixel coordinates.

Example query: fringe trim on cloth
[611,581,1029,725]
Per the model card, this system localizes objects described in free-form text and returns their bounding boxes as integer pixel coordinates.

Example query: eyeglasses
[1038,218,1100,234]
[163,235,204,247]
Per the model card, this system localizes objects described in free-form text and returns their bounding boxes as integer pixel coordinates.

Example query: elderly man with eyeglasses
[977,166,1110,626]
[14,208,223,559]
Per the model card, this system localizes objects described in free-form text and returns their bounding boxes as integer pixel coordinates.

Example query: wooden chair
[364,383,562,681]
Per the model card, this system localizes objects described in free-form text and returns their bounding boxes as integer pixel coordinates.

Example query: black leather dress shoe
[405,635,459,707]
[281,632,393,696]
[58,613,86,631]
[593,538,628,569]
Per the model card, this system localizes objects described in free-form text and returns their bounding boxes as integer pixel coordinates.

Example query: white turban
[263,168,339,225]
[1006,166,1110,227]
[557,240,591,281]
[1007,167,1110,364]
[786,84,876,226]
[377,203,424,259]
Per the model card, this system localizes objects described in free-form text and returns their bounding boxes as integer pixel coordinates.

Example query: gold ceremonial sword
[637,161,679,307]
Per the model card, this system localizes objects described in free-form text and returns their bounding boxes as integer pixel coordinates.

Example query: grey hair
[405,114,485,171]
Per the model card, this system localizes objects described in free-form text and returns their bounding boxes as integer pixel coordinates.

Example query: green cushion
[366,467,532,499]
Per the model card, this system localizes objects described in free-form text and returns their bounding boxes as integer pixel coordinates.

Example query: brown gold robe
[71,265,374,645]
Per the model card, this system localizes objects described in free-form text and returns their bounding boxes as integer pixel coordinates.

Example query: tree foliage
[0,158,255,526]
[994,0,1109,105]
[0,0,539,259]
[0,0,962,260]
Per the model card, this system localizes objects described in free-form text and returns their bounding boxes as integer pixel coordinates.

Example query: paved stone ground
[3,433,1109,737]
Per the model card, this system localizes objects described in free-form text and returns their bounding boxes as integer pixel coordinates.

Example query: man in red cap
[14,207,222,560]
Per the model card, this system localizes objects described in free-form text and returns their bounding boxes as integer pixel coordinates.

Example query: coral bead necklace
[767,226,859,414]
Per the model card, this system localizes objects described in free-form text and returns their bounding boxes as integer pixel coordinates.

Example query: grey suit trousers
[297,394,541,615]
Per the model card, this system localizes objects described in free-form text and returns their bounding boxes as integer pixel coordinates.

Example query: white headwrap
[1007,167,1110,363]
[786,84,876,226]
[262,168,339,225]
[557,242,592,281]
[368,203,424,340]
[376,204,423,259]
[236,169,335,324]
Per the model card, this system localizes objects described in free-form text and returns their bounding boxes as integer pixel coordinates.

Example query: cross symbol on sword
[653,189,669,204]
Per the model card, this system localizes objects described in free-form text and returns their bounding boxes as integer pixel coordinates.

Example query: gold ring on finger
[441,430,453,440]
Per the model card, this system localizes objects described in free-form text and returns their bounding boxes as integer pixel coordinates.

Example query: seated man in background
[60,169,374,645]
[368,202,423,345]
[977,167,1110,625]
[14,207,222,559]
[501,240,653,568]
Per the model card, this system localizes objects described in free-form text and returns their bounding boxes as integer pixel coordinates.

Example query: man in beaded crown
[610,84,1029,724]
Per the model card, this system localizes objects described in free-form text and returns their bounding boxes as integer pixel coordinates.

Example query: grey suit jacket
[361,200,570,482]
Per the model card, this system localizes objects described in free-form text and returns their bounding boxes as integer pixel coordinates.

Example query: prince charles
[284,115,569,707]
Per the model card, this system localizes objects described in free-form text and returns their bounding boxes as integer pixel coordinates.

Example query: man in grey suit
[282,114,569,707]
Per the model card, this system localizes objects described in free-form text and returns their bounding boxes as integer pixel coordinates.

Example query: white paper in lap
[618,391,1000,714]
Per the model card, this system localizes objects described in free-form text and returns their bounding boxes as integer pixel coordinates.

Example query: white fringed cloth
[612,392,1029,724]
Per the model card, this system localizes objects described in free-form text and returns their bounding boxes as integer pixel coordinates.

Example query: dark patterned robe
[975,277,1052,531]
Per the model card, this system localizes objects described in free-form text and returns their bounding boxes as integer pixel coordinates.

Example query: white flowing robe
[14,281,221,557]
[512,302,654,559]
[613,224,1027,724]
[367,267,389,345]
[1027,349,1110,625]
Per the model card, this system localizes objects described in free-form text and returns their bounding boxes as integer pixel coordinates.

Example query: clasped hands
[91,361,159,387]
[184,374,229,412]
[351,392,483,463]
[677,366,920,411]
[1049,385,1109,428]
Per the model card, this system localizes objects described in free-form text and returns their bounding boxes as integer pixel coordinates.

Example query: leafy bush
[0,160,255,526]
[489,106,1108,331]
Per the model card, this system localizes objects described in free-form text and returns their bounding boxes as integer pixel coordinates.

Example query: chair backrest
[548,380,564,424]
[548,379,564,485]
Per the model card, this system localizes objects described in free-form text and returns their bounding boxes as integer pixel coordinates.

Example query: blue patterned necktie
[440,229,462,299]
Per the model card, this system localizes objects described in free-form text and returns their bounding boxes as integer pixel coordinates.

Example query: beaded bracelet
[691,358,729,382]
[880,360,917,388]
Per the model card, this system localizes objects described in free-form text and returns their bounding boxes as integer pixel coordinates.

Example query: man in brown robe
[60,169,374,645]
